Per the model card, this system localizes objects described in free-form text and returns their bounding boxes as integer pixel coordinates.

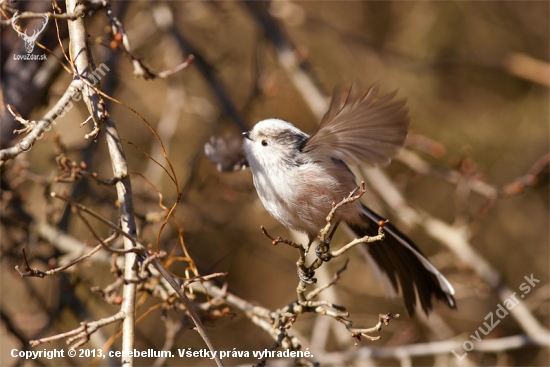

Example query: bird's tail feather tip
[354,205,457,316]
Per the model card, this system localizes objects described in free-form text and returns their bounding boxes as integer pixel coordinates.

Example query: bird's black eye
[261,139,268,146]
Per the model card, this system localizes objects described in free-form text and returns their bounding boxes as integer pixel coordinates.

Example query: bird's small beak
[242,131,252,140]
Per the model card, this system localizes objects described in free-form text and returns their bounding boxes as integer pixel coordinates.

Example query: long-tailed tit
[205,81,455,315]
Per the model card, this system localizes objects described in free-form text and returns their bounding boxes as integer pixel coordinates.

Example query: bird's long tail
[347,204,456,316]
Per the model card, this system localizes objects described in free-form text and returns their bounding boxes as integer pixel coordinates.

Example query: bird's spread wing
[204,135,248,172]
[301,80,410,166]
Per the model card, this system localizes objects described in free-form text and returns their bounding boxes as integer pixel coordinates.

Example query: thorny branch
[43,191,224,365]
[0,3,89,25]
[42,183,392,366]
[3,2,547,366]
[100,0,194,80]
[15,244,104,278]
[244,5,549,361]
[255,330,287,367]
[30,312,125,349]
[2,0,223,365]
[254,182,394,365]
[320,333,549,364]
[0,0,195,167]
[51,192,141,252]
[305,259,349,301]
[340,312,399,345]
[397,149,549,203]
[0,79,84,165]
[54,153,123,185]
[262,181,386,301]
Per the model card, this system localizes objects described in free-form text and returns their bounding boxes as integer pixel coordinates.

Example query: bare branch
[319,181,366,244]
[51,193,141,253]
[30,312,125,349]
[0,79,84,165]
[363,167,550,345]
[149,259,225,367]
[503,53,550,87]
[329,221,386,258]
[306,259,349,301]
[65,1,140,364]
[0,7,87,25]
[15,244,103,278]
[320,333,548,363]
[337,312,399,345]
[156,54,195,79]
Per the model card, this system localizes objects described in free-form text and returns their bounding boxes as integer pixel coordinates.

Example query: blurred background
[1,1,548,366]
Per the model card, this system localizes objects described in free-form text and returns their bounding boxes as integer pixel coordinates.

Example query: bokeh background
[1,1,548,366]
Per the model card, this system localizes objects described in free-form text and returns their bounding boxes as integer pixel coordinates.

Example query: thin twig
[329,221,386,258]
[30,311,125,348]
[157,54,195,79]
[0,79,84,165]
[255,329,287,367]
[66,0,139,363]
[320,333,547,363]
[0,7,88,25]
[337,312,399,345]
[319,181,366,244]
[152,318,183,367]
[182,272,228,288]
[15,244,103,278]
[306,259,349,301]
[51,193,141,252]
[363,167,550,345]
[150,258,225,367]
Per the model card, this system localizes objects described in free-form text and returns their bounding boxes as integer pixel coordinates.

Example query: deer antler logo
[11,12,49,54]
